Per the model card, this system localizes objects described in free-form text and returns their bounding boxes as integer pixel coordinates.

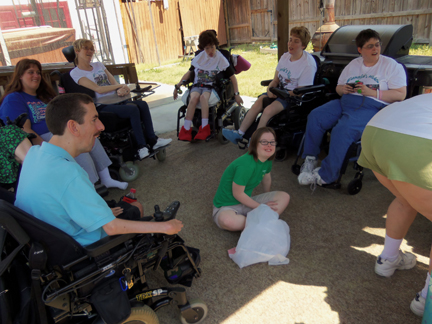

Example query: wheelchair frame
[0,200,206,324]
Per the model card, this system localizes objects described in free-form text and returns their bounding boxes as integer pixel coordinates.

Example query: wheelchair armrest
[84,233,137,258]
[292,84,326,95]
[269,87,290,100]
[260,80,272,87]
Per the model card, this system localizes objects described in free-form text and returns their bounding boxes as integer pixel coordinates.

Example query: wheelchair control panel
[154,201,180,221]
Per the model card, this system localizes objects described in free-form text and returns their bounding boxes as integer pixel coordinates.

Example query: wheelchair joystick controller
[154,205,164,222]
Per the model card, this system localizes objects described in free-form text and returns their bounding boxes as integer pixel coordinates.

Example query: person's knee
[217,213,244,231]
[200,94,210,104]
[277,191,290,205]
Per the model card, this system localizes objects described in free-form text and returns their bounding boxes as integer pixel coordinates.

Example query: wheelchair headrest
[0,200,87,268]
[233,55,251,74]
[62,45,76,64]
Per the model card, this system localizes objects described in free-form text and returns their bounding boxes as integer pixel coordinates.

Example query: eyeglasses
[83,46,95,52]
[259,140,277,146]
[363,42,382,50]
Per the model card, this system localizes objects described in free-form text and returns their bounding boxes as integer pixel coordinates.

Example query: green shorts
[358,126,432,190]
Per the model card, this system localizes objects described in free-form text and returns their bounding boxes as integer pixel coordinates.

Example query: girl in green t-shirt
[212,127,290,231]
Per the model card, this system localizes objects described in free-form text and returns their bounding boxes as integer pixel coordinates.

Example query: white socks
[380,234,403,262]
[421,272,431,299]
[202,118,208,128]
[98,167,128,190]
[184,120,192,130]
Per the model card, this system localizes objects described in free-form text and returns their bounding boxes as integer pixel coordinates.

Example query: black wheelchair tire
[120,306,159,324]
[179,298,208,324]
[232,105,247,130]
[119,161,139,182]
[347,178,362,195]
[156,148,166,162]
[291,164,301,175]
[109,167,121,181]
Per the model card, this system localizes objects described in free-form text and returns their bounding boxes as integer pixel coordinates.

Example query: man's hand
[111,207,124,217]
[165,219,184,234]
[265,201,278,212]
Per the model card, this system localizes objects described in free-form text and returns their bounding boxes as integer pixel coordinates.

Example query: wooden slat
[229,23,251,29]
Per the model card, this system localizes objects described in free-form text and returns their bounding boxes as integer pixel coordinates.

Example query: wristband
[234,92,240,96]
[376,89,379,99]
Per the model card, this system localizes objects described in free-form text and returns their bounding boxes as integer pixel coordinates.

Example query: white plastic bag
[181,88,220,108]
[229,204,290,268]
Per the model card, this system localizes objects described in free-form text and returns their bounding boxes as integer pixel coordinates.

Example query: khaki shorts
[359,126,432,191]
[212,191,278,228]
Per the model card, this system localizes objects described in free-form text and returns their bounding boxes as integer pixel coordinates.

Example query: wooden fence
[119,0,227,66]
[226,0,432,45]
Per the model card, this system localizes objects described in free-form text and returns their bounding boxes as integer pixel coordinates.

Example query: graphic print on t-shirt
[27,101,47,124]
[93,71,111,87]
[346,74,379,90]
[196,69,218,84]
[278,68,300,90]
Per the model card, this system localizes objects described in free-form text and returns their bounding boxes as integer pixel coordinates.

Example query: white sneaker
[410,291,425,317]
[374,250,416,277]
[138,147,149,159]
[298,156,317,185]
[312,167,327,186]
[153,137,172,150]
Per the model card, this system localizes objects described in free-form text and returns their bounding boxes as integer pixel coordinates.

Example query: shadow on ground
[107,130,430,324]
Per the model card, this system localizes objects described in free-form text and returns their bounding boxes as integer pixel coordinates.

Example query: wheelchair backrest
[61,72,96,98]
[0,200,87,268]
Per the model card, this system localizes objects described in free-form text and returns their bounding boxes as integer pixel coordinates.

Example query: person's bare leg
[239,95,266,133]
[185,92,200,121]
[217,210,247,231]
[269,191,290,215]
[257,101,284,128]
[199,92,211,119]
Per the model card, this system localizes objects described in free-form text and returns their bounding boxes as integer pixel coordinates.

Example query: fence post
[277,0,289,60]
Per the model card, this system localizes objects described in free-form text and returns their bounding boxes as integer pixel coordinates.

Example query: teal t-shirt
[213,153,272,208]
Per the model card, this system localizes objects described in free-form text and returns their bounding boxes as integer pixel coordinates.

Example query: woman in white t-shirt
[173,30,243,142]
[358,93,432,318]
[223,26,317,145]
[298,28,407,187]
[70,39,171,160]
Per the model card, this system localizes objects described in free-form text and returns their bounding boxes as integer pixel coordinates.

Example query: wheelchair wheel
[347,178,362,195]
[119,161,139,182]
[156,148,166,162]
[180,298,208,324]
[120,306,159,324]
[217,131,229,145]
[232,105,247,130]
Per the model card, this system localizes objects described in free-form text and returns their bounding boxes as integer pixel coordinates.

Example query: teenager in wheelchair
[56,40,171,182]
[222,26,324,160]
[0,93,206,324]
[174,30,246,144]
[295,29,407,191]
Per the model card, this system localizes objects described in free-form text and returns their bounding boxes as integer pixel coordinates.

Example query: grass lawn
[136,43,432,98]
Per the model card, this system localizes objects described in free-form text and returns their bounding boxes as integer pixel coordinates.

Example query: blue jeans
[302,95,386,183]
[98,100,156,147]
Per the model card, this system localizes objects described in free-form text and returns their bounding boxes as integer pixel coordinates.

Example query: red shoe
[178,126,192,141]
[194,124,211,141]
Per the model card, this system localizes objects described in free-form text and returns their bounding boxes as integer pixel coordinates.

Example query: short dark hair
[46,93,93,135]
[198,30,219,50]
[248,127,276,161]
[355,29,381,48]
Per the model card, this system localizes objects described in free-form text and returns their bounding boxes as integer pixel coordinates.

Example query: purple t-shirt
[0,92,49,135]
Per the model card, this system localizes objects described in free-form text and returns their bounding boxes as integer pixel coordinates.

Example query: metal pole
[125,0,144,63]
[113,0,128,63]
[0,26,12,66]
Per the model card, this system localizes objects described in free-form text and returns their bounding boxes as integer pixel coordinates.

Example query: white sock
[202,118,208,128]
[421,272,431,299]
[238,129,245,135]
[184,119,192,130]
[380,234,403,262]
[98,167,128,190]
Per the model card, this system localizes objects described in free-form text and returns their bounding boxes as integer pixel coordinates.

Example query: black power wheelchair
[50,46,167,182]
[0,200,207,324]
[238,54,327,161]
[176,49,247,144]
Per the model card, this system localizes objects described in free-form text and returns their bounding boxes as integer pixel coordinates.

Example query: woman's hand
[173,84,180,100]
[353,82,374,97]
[235,94,243,105]
[267,87,277,99]
[117,85,130,97]
[340,84,356,95]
